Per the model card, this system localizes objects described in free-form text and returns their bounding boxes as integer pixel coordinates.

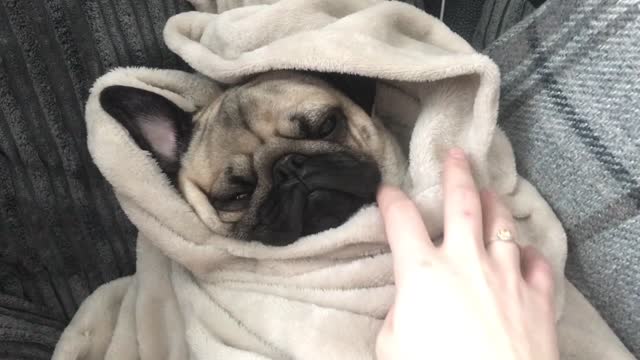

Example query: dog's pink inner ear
[100,85,193,176]
[139,115,177,161]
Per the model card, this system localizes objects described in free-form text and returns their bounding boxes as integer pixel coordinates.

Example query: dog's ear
[99,85,193,177]
[308,72,377,116]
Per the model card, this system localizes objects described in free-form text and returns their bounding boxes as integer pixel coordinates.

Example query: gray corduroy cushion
[2,0,638,358]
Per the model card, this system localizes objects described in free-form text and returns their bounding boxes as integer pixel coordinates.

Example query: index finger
[442,148,484,256]
[377,186,435,284]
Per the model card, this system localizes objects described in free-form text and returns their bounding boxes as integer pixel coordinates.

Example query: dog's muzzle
[250,152,381,246]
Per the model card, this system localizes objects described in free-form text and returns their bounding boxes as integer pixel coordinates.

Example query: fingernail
[448,148,466,159]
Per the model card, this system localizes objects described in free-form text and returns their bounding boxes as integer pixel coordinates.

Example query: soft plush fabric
[48,1,632,359]
[483,0,640,356]
[1,0,638,359]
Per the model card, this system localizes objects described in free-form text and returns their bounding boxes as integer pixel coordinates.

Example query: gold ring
[495,228,514,242]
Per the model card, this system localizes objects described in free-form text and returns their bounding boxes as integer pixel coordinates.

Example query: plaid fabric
[399,0,488,43]
[484,0,640,356]
[0,0,637,358]
[473,0,538,49]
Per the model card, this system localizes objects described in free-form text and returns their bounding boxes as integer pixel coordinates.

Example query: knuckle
[454,188,480,215]
[530,258,555,292]
[507,243,523,259]
[452,184,469,197]
[489,243,521,265]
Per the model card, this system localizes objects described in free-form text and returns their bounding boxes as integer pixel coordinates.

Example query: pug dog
[100,71,406,246]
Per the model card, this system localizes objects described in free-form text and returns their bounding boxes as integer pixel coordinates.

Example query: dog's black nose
[273,153,308,184]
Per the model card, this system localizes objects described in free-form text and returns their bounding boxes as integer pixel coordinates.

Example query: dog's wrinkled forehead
[202,73,340,139]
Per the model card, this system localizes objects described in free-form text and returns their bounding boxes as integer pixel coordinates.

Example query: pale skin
[376,148,559,360]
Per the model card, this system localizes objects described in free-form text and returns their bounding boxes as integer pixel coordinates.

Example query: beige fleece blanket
[52,0,634,359]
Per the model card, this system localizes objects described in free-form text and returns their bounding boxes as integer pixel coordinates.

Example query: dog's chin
[301,189,375,237]
[243,153,382,247]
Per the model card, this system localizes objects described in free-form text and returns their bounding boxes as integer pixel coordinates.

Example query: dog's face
[101,71,403,246]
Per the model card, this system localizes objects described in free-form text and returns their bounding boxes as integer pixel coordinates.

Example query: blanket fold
[52,0,634,359]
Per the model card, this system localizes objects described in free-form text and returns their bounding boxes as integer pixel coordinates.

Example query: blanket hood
[52,1,636,359]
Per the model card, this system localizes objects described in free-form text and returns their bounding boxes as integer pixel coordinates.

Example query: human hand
[375,148,559,360]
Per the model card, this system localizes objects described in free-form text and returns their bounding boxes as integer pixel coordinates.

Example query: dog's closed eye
[211,192,252,212]
[312,108,344,139]
[291,107,345,140]
[210,176,256,213]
